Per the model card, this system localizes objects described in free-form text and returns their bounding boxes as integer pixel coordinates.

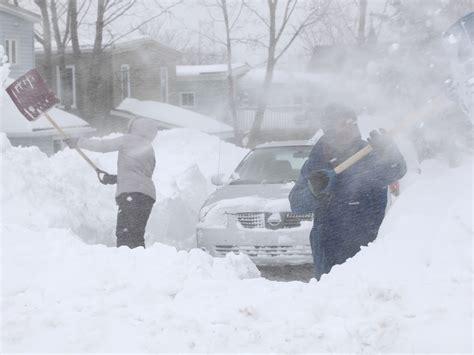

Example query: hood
[128,118,160,141]
[202,183,293,212]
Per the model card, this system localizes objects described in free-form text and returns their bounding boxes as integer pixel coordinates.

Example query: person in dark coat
[66,118,159,249]
[289,103,407,280]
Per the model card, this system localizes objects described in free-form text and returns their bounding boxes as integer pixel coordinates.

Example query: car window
[231,146,311,184]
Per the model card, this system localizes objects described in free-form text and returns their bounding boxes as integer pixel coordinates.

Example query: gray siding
[110,46,178,108]
[0,11,35,79]
[176,79,229,121]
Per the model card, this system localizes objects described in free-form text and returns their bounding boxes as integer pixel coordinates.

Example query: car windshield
[230,146,312,185]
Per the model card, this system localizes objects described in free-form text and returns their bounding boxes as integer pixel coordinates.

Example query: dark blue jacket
[289,135,407,280]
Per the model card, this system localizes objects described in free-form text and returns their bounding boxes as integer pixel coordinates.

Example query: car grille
[236,212,313,229]
[214,245,312,257]
[237,212,266,228]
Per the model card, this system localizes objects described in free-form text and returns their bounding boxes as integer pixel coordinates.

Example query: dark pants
[116,192,154,249]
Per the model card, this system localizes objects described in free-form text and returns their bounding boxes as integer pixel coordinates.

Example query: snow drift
[1,127,472,352]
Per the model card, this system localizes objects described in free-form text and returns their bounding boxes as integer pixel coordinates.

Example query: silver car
[196,141,314,265]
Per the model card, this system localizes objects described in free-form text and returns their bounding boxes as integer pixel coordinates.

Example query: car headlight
[198,205,227,227]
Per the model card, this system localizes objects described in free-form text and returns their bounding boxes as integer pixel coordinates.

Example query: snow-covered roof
[176,63,250,77]
[240,68,331,86]
[116,98,233,135]
[35,35,180,57]
[0,2,41,23]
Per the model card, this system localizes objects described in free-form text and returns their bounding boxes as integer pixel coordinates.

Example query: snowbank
[1,126,472,352]
[1,128,248,248]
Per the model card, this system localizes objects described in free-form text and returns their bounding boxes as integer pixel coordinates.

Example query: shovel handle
[334,145,373,174]
[333,95,450,175]
[43,111,101,172]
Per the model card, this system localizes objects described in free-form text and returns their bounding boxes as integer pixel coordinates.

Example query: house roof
[35,35,181,57]
[176,63,251,79]
[115,98,233,136]
[240,67,331,86]
[0,2,41,23]
[108,37,181,56]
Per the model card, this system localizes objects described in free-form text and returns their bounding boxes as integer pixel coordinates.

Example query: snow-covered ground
[1,126,472,352]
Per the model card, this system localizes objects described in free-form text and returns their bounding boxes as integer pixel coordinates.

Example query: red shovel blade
[5,69,59,121]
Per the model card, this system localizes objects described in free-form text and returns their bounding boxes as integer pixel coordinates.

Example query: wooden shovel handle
[333,95,451,175]
[334,145,373,174]
[43,111,100,172]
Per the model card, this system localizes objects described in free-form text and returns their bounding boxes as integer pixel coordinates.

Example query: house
[111,98,234,139]
[176,63,251,122]
[0,1,41,79]
[235,68,323,141]
[0,2,94,155]
[35,37,181,132]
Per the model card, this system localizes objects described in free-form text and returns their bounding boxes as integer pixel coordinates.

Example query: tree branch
[243,0,270,28]
[102,1,182,50]
[275,0,297,43]
[34,32,45,45]
[103,0,137,27]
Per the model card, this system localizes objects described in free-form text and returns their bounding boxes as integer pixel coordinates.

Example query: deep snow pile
[1,128,472,352]
[1,129,248,248]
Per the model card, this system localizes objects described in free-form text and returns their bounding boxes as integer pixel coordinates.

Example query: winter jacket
[289,135,407,279]
[78,118,159,201]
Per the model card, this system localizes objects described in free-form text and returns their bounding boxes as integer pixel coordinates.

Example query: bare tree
[221,0,244,143]
[50,0,72,109]
[245,0,330,147]
[197,0,247,143]
[34,0,53,86]
[357,0,367,45]
[67,0,182,124]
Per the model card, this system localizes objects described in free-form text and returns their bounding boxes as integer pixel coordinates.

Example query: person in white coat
[66,118,159,248]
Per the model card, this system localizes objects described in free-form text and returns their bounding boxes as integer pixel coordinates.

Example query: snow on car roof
[255,140,313,148]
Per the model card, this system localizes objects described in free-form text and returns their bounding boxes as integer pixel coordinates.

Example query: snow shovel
[6,69,111,183]
[308,95,452,195]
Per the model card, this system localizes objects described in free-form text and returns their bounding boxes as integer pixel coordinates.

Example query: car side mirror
[211,173,226,186]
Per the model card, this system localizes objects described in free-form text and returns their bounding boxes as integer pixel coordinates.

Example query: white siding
[0,11,35,79]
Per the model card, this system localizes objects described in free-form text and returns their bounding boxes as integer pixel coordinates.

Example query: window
[180,92,195,107]
[231,146,312,184]
[56,65,76,108]
[121,64,131,100]
[5,39,18,64]
[238,91,249,106]
[160,67,168,103]
[53,139,64,153]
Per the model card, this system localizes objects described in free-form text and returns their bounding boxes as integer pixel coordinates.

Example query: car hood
[202,183,294,212]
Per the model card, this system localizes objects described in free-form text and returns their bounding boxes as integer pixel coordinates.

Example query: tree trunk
[69,0,80,55]
[50,0,70,110]
[69,0,84,116]
[247,0,277,148]
[247,57,275,147]
[221,0,242,145]
[85,0,107,128]
[34,0,53,87]
[358,0,368,45]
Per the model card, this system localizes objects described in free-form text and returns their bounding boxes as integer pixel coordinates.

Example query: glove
[367,129,395,152]
[308,169,336,197]
[64,137,79,149]
[101,174,117,185]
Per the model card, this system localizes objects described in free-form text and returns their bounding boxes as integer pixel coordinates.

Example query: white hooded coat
[78,118,159,200]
